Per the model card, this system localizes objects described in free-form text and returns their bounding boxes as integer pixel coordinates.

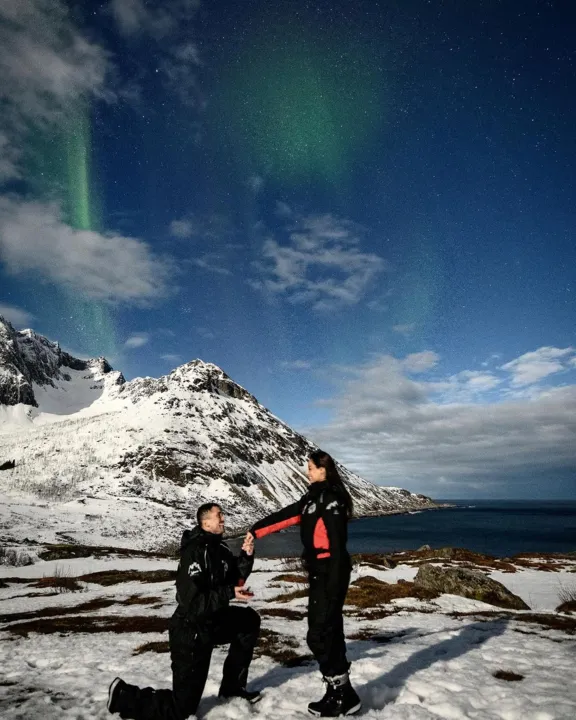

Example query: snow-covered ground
[1,550,575,720]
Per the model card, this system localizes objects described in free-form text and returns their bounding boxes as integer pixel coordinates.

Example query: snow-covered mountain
[0,316,436,550]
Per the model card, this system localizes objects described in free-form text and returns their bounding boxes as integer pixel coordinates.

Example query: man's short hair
[196,502,221,526]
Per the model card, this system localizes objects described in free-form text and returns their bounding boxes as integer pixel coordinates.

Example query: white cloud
[124,333,149,349]
[393,323,416,336]
[197,327,215,339]
[0,199,173,303]
[191,255,232,276]
[0,303,35,327]
[403,351,439,373]
[248,175,264,194]
[170,219,195,239]
[255,214,385,311]
[280,360,313,371]
[501,347,574,386]
[0,0,110,181]
[275,201,293,218]
[306,348,576,495]
[109,0,201,107]
[160,353,182,364]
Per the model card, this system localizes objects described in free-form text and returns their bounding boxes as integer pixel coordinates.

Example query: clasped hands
[235,531,256,601]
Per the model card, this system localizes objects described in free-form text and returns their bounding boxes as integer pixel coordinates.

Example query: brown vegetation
[0,598,116,624]
[493,670,524,681]
[450,610,576,635]
[8,614,169,637]
[77,569,175,586]
[346,576,438,608]
[272,573,308,584]
[270,588,309,603]
[259,608,306,621]
[254,628,313,667]
[133,641,170,655]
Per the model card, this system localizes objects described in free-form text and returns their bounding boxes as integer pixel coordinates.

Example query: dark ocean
[245,500,576,558]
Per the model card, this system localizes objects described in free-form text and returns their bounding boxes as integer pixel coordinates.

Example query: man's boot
[107,677,140,718]
[307,672,361,717]
[219,668,261,704]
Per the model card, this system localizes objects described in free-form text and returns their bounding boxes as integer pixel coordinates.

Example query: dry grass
[279,558,304,572]
[556,600,576,614]
[493,670,524,681]
[351,554,395,569]
[270,588,309,603]
[254,628,313,667]
[38,543,168,562]
[0,598,117,624]
[390,548,519,573]
[272,573,308,584]
[8,614,169,637]
[77,569,175,586]
[31,566,84,593]
[450,610,576,635]
[346,577,438,608]
[133,641,170,655]
[118,595,163,606]
[259,608,306,621]
[0,547,34,567]
[557,583,576,605]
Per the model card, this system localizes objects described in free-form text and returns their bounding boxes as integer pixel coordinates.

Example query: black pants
[121,605,261,720]
[306,565,351,677]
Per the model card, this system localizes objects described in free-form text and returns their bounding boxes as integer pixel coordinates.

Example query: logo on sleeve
[188,561,202,577]
[305,502,317,514]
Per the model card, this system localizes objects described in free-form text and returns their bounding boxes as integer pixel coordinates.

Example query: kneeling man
[108,503,260,719]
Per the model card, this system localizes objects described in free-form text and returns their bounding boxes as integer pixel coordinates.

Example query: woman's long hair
[308,450,354,518]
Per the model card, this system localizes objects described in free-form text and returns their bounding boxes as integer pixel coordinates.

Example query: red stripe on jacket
[313,518,331,558]
[253,514,301,539]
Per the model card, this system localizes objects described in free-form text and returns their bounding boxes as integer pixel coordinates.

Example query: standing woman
[249,450,361,717]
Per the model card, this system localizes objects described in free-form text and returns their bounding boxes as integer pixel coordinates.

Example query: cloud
[109,0,201,107]
[191,255,232,276]
[501,347,574,386]
[0,303,35,327]
[403,351,439,373]
[248,175,264,194]
[0,199,173,303]
[254,214,385,311]
[0,0,110,181]
[170,219,195,239]
[307,348,576,495]
[160,353,183,364]
[393,323,416,336]
[280,360,313,371]
[125,333,149,349]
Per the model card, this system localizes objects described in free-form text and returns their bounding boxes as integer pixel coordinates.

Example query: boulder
[414,563,529,610]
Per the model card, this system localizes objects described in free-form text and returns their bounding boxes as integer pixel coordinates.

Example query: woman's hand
[242,531,255,555]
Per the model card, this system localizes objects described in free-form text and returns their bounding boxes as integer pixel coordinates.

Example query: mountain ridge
[0,316,437,550]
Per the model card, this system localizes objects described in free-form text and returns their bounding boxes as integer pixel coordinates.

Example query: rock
[417,544,431,552]
[414,563,529,610]
[556,600,576,614]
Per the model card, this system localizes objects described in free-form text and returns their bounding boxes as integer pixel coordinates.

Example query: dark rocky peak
[170,359,256,402]
[0,316,121,407]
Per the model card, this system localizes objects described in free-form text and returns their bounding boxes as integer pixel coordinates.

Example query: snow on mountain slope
[0,316,436,550]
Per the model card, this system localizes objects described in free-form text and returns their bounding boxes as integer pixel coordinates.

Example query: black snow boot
[107,677,139,718]
[308,672,361,717]
[218,686,262,704]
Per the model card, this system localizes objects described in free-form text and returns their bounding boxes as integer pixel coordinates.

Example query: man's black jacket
[174,526,253,623]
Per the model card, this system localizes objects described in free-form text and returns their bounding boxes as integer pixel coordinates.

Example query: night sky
[0,0,575,498]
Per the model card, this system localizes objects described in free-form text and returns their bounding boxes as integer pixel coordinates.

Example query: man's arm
[177,545,235,620]
[250,500,302,539]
